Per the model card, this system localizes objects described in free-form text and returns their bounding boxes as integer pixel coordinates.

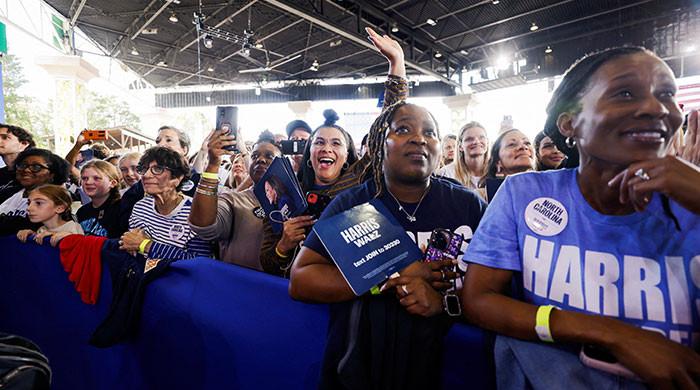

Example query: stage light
[255,42,264,49]
[203,34,213,49]
[169,13,179,23]
[131,48,139,56]
[157,61,168,67]
[530,23,539,31]
[391,23,399,33]
[426,18,437,26]
[207,66,214,72]
[545,46,552,54]
[434,51,443,59]
[495,55,510,70]
[310,59,319,71]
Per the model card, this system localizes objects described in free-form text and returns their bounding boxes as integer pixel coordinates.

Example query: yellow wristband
[138,239,152,255]
[535,305,557,342]
[201,172,219,181]
[275,246,289,258]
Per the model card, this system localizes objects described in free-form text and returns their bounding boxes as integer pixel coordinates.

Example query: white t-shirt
[0,189,27,217]
[435,162,481,189]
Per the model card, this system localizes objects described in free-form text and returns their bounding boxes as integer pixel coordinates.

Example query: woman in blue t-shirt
[290,101,486,389]
[463,47,700,387]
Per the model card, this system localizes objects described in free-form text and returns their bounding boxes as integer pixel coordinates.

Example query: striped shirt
[129,195,211,260]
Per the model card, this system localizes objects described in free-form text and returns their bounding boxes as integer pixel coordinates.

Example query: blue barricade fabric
[0,236,491,389]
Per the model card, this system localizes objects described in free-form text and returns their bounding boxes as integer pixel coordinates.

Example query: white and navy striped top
[129,195,212,260]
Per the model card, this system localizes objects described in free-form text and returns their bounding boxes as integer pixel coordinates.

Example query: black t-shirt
[77,196,124,238]
[303,176,486,389]
[0,167,20,204]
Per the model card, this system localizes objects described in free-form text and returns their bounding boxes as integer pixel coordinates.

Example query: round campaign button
[169,224,186,241]
[181,180,195,192]
[524,197,568,236]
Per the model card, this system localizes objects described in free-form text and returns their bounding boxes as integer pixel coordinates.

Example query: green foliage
[86,91,141,130]
[1,54,52,148]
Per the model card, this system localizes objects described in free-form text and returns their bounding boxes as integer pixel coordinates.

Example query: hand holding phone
[81,130,107,141]
[216,106,239,152]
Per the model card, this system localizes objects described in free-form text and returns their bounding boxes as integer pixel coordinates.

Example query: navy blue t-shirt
[304,176,486,264]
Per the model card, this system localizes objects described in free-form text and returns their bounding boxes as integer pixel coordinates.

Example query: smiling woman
[462,47,700,388]
[0,148,69,236]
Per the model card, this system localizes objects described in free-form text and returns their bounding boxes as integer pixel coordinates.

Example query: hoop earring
[565,137,576,149]
[306,160,312,168]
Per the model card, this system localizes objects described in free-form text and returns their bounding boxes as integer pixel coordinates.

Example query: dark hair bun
[322,109,339,127]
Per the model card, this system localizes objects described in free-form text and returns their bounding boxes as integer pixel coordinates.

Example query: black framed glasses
[136,164,171,176]
[16,163,50,173]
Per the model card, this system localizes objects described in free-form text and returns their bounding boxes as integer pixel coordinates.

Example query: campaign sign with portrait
[253,157,307,232]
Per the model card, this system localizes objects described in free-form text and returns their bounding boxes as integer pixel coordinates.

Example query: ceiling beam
[108,0,160,56]
[219,18,304,62]
[132,0,176,40]
[414,0,492,29]
[461,0,655,52]
[68,0,87,27]
[120,58,235,84]
[436,0,576,44]
[264,0,461,88]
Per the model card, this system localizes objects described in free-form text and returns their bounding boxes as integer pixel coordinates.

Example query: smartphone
[280,139,307,155]
[81,130,107,141]
[304,192,332,220]
[579,345,640,381]
[423,228,464,262]
[216,106,239,152]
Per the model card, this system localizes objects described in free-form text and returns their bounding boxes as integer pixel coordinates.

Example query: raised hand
[365,27,405,78]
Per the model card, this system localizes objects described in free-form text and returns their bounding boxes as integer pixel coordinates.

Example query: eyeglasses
[136,165,172,176]
[16,163,50,173]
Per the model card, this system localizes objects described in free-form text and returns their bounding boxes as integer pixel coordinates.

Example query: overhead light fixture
[169,13,179,23]
[426,18,437,26]
[205,96,211,102]
[545,46,553,54]
[241,42,251,57]
[255,42,264,49]
[491,0,500,4]
[130,48,139,56]
[207,66,214,72]
[434,51,443,59]
[157,60,168,67]
[310,59,319,71]
[460,49,469,56]
[255,87,261,96]
[329,39,342,48]
[391,23,399,33]
[530,22,539,31]
[684,45,697,53]
[203,34,214,49]
[414,79,420,87]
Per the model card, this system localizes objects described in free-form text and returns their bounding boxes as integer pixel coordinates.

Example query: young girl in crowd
[118,152,141,194]
[77,160,123,238]
[463,47,700,388]
[436,121,489,194]
[17,184,83,246]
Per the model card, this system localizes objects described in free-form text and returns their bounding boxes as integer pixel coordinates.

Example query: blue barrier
[0,236,492,389]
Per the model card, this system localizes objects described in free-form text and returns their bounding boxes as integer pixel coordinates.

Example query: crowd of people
[1,26,700,388]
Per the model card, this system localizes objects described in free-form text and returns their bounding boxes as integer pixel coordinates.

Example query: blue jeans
[494,335,647,390]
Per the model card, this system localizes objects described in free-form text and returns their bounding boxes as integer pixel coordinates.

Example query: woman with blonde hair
[436,121,489,192]
[77,159,124,238]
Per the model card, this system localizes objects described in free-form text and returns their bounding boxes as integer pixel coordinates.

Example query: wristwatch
[443,292,462,317]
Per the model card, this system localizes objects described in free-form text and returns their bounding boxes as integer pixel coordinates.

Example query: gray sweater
[189,188,264,270]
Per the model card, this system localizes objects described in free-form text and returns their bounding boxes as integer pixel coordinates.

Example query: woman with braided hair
[290,101,486,389]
